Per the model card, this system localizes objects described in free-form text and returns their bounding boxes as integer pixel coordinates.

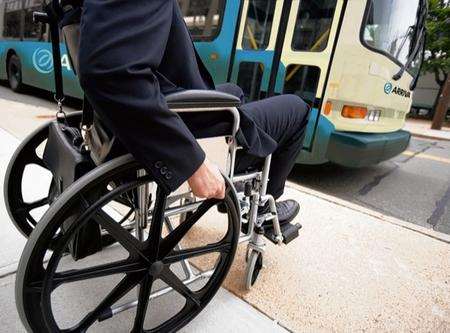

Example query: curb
[410,132,450,142]
[286,181,450,244]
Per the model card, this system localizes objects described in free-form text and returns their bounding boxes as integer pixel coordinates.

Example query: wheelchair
[5,1,301,331]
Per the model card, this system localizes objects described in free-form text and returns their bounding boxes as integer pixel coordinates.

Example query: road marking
[402,150,450,164]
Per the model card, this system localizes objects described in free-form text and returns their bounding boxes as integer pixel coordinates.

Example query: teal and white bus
[0,0,427,166]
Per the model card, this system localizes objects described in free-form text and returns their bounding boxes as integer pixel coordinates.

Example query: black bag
[43,119,102,260]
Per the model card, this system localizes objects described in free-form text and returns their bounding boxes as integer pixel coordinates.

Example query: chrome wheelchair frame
[159,105,284,289]
[101,105,284,320]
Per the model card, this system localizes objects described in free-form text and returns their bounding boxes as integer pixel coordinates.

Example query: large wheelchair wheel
[4,111,82,238]
[16,155,240,332]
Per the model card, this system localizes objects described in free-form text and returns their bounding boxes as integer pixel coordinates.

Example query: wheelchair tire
[4,112,83,238]
[16,154,240,332]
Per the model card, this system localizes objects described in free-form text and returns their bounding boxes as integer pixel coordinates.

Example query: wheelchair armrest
[166,90,241,110]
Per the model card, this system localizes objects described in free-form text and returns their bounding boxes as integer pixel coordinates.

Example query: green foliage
[422,0,450,81]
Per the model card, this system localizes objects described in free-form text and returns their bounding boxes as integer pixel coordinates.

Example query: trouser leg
[236,95,310,199]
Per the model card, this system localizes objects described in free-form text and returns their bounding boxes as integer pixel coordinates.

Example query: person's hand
[188,158,225,199]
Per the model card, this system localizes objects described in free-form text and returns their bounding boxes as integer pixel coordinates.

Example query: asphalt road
[290,137,450,235]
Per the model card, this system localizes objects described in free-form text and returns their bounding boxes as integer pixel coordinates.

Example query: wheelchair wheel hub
[148,260,164,277]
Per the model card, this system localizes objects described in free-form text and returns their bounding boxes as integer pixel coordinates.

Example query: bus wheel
[7,54,24,93]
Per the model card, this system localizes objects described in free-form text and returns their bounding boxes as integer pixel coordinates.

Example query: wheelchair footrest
[264,222,302,245]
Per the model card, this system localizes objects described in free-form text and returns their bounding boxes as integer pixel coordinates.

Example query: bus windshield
[362,0,424,66]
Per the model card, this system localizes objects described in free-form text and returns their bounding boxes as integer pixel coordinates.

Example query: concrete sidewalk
[0,95,449,332]
[220,185,450,332]
[405,118,450,141]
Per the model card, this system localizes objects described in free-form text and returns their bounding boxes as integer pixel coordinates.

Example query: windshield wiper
[392,0,428,81]
[394,25,415,60]
[392,27,425,80]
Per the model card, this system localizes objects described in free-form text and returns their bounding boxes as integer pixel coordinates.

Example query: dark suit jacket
[77,0,275,192]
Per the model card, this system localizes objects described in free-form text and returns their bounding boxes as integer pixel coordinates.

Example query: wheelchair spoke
[145,187,167,258]
[24,197,50,211]
[158,199,220,260]
[160,267,200,308]
[95,210,149,263]
[14,197,49,224]
[25,212,38,226]
[52,260,146,288]
[119,207,135,225]
[114,193,136,209]
[132,274,155,332]
[162,241,231,265]
[30,151,47,168]
[74,273,144,331]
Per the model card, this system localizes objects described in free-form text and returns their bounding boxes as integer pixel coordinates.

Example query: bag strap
[42,1,94,135]
[46,1,64,105]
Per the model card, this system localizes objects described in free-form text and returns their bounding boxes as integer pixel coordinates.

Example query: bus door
[228,0,284,101]
[273,0,345,150]
[179,0,241,84]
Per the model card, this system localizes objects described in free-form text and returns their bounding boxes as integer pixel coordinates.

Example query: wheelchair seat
[89,89,240,165]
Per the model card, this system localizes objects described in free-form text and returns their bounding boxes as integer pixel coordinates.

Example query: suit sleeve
[78,0,205,192]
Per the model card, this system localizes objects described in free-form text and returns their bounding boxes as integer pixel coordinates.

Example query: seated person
[78,0,310,225]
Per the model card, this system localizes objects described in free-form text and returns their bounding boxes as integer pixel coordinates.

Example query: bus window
[3,0,22,39]
[178,0,225,41]
[283,65,321,106]
[292,0,337,52]
[237,62,264,102]
[242,0,276,51]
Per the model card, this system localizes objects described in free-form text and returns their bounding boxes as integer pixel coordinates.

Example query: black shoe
[259,199,300,228]
[240,199,300,234]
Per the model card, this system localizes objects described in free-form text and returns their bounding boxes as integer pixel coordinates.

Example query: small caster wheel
[245,250,263,290]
